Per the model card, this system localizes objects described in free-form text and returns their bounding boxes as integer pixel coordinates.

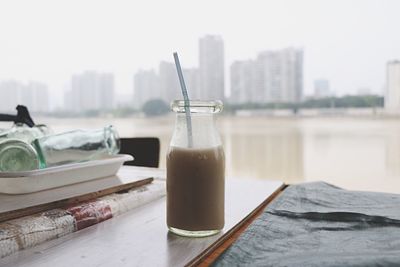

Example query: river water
[6,115,400,193]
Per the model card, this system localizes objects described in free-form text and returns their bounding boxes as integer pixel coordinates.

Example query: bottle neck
[171,113,221,148]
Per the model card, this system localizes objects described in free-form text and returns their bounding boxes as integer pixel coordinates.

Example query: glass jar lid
[171,100,223,113]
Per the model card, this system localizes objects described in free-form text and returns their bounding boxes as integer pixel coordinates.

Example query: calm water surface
[25,116,400,193]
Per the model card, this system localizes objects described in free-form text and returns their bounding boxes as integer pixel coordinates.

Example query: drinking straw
[173,52,193,147]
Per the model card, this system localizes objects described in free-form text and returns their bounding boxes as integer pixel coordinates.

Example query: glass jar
[33,125,120,168]
[0,124,53,172]
[0,125,120,172]
[0,123,52,142]
[167,100,225,237]
[0,139,40,172]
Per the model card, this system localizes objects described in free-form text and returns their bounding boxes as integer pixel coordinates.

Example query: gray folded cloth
[213,182,400,267]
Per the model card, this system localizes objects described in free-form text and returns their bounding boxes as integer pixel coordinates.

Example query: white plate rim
[0,154,134,178]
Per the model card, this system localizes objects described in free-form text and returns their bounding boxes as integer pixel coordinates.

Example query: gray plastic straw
[173,52,193,147]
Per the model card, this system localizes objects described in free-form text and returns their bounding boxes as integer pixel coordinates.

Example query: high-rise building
[385,60,400,110]
[0,80,49,113]
[98,73,114,110]
[0,80,22,112]
[229,48,303,104]
[183,68,199,100]
[130,36,223,106]
[314,79,330,98]
[257,48,303,103]
[230,60,256,104]
[159,61,180,104]
[64,89,74,112]
[134,63,199,107]
[199,35,225,100]
[65,71,115,112]
[133,69,159,107]
[25,82,49,113]
[71,73,97,111]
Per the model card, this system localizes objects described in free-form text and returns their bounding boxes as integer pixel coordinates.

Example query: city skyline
[0,80,49,113]
[1,0,399,110]
[0,44,395,111]
[134,35,225,108]
[0,43,396,112]
[231,48,303,104]
[64,71,115,112]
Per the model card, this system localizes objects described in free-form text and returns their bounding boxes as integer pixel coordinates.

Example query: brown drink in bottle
[167,100,225,237]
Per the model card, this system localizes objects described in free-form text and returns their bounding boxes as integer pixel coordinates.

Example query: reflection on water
[4,116,399,193]
[386,132,400,178]
[223,129,304,183]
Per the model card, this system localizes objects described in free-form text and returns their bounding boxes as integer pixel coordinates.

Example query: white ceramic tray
[0,154,134,194]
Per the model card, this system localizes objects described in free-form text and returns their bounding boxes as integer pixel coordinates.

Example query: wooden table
[0,168,283,267]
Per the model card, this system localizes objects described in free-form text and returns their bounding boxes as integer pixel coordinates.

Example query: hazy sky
[0,0,399,109]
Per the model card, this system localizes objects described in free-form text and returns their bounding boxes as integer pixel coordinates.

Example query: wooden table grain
[0,170,283,267]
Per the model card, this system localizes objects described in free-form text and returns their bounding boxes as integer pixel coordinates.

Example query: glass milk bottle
[167,100,225,237]
[33,125,120,168]
[0,125,120,172]
[0,123,52,142]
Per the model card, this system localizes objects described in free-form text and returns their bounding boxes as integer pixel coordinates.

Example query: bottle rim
[0,139,40,171]
[171,100,223,114]
[104,125,121,155]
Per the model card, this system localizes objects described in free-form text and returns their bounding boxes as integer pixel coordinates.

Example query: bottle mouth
[171,100,223,114]
[0,139,40,172]
[104,125,120,155]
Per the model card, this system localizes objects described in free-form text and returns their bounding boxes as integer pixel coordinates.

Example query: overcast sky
[0,0,399,109]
